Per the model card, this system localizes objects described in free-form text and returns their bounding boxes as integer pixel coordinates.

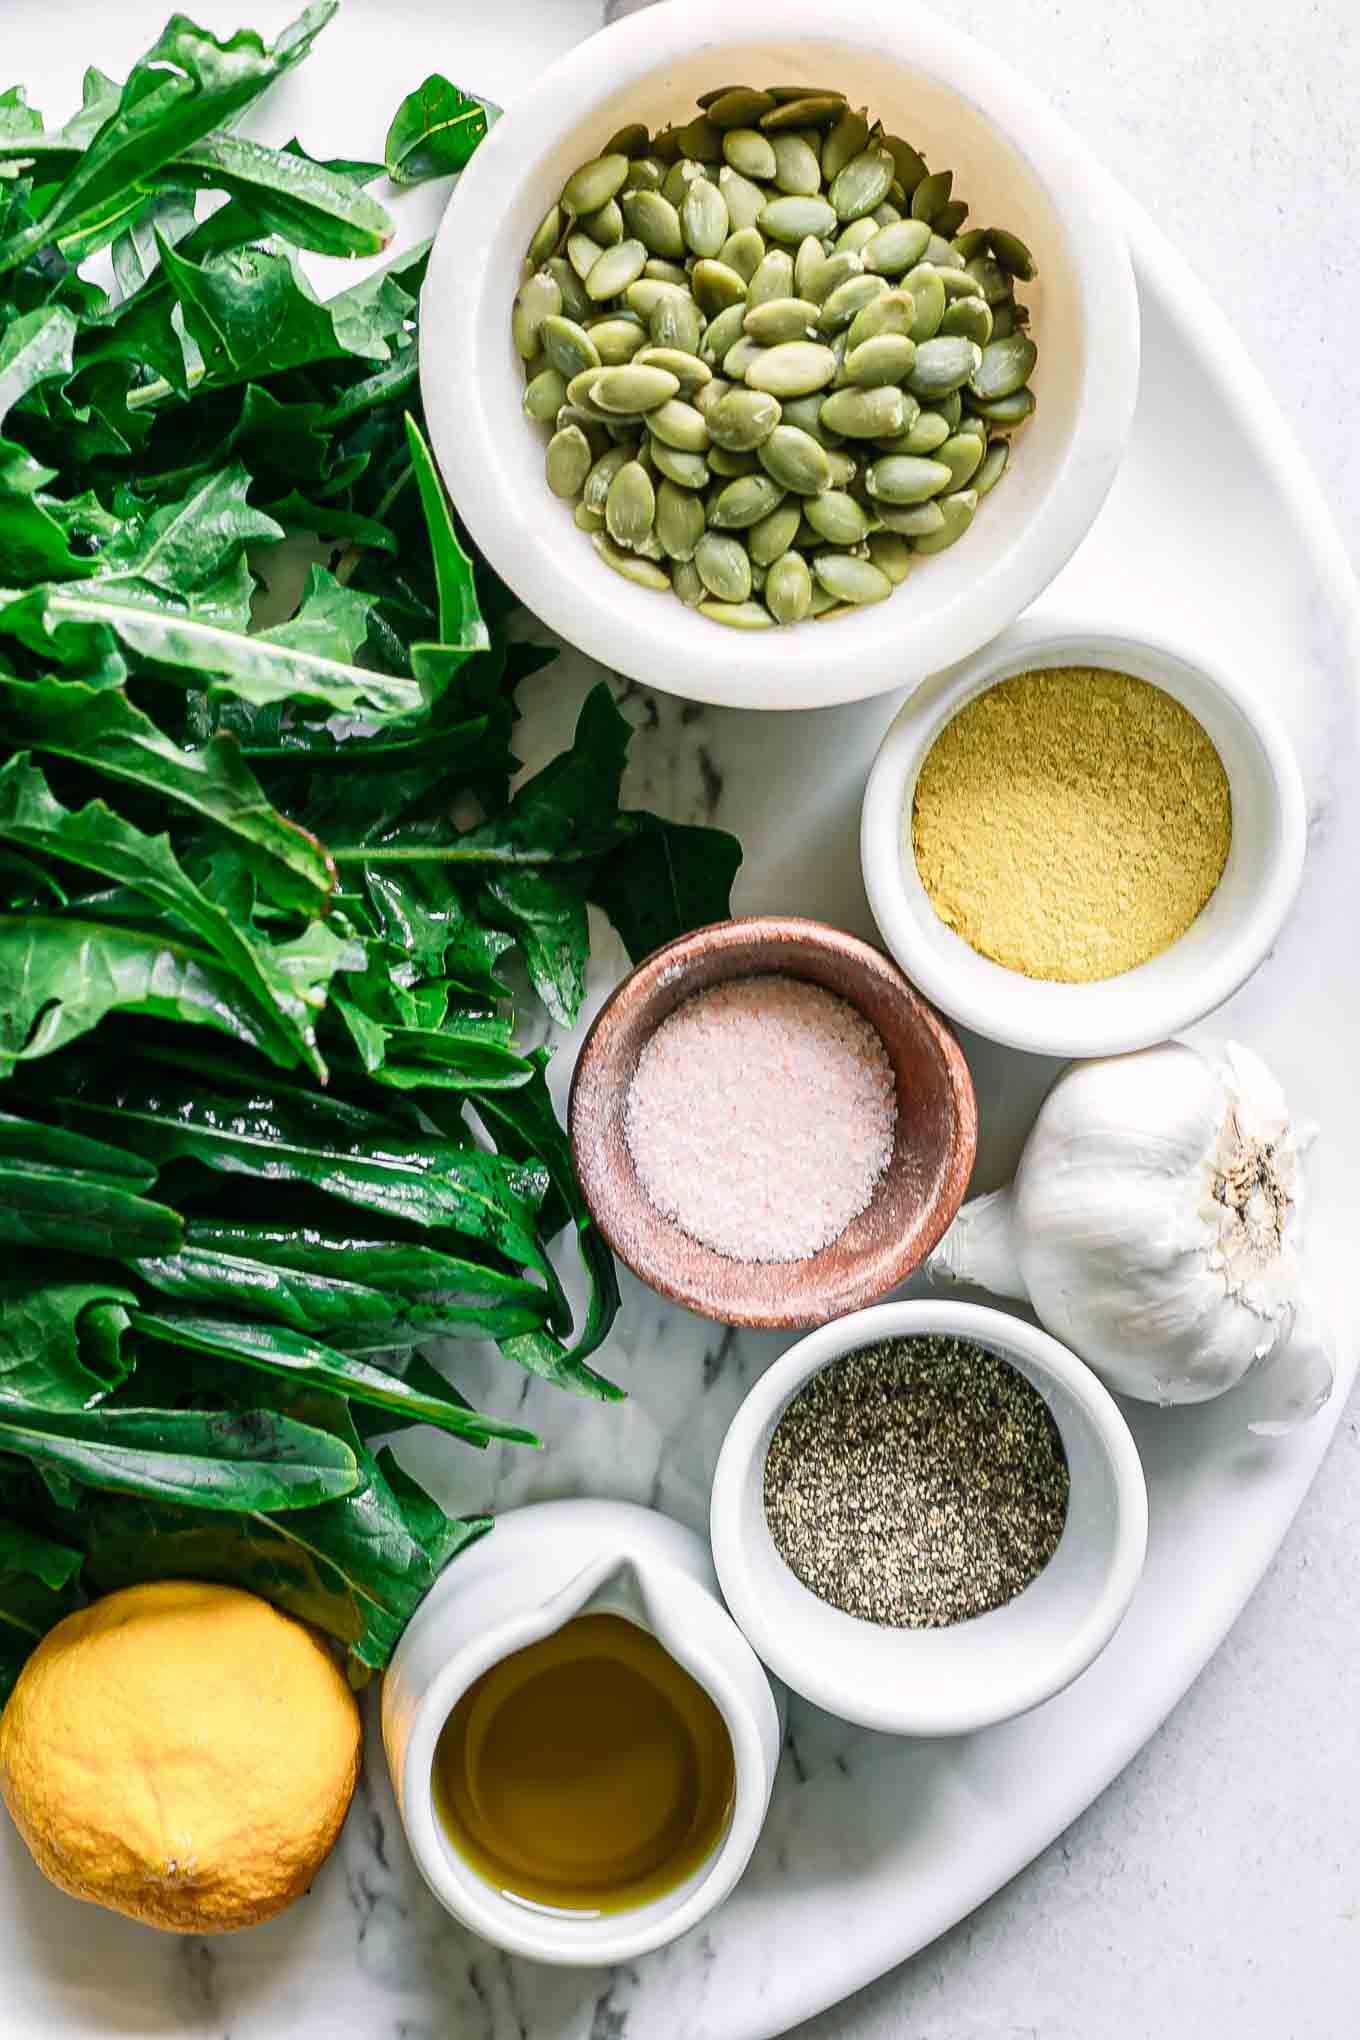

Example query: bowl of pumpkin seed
[420,0,1140,709]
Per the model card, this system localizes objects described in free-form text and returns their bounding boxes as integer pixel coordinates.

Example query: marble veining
[2,3,1357,2039]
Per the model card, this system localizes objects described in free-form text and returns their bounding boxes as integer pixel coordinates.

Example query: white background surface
[2,5,1356,2038]
[789,3,1360,2034]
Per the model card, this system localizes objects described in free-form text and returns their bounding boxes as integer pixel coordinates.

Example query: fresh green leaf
[84,463,283,627]
[157,235,403,390]
[590,813,743,965]
[0,1270,137,1409]
[163,130,393,255]
[384,74,496,186]
[0,1401,359,1511]
[0,1154,182,1258]
[0,305,77,424]
[0,1514,84,1702]
[0,1105,154,1185]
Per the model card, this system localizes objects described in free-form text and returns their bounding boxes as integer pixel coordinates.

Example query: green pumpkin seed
[803,248,863,304]
[780,392,839,442]
[748,500,803,565]
[757,423,831,494]
[970,333,1038,401]
[824,447,858,486]
[635,346,712,397]
[967,384,1036,425]
[861,218,932,277]
[562,153,630,217]
[759,194,837,243]
[909,168,953,225]
[528,203,563,265]
[866,454,952,502]
[710,473,786,528]
[566,365,607,406]
[649,441,709,489]
[760,93,846,128]
[652,126,682,163]
[938,267,984,301]
[808,583,845,616]
[747,249,797,308]
[836,216,881,256]
[766,549,813,625]
[908,336,980,399]
[952,228,988,260]
[867,531,912,583]
[964,255,1011,305]
[643,257,690,287]
[717,165,766,231]
[605,459,655,546]
[655,479,706,560]
[567,230,603,281]
[581,198,624,246]
[592,532,670,589]
[574,502,605,533]
[682,178,730,258]
[621,189,685,258]
[625,156,665,193]
[650,292,704,355]
[813,552,892,604]
[901,264,946,339]
[722,335,768,380]
[794,233,825,296]
[706,87,777,129]
[512,271,564,361]
[820,384,908,438]
[603,122,650,160]
[541,314,601,379]
[937,390,963,429]
[817,273,887,333]
[882,133,928,195]
[696,83,743,109]
[555,405,607,443]
[627,277,688,319]
[585,238,647,301]
[894,407,951,454]
[989,299,1018,340]
[674,116,722,163]
[695,531,753,601]
[973,437,1010,496]
[771,132,821,195]
[873,200,903,226]
[743,296,819,345]
[694,374,732,415]
[912,486,977,553]
[661,158,702,209]
[545,424,593,498]
[646,397,711,453]
[847,288,916,347]
[698,598,773,628]
[672,558,705,606]
[940,295,993,345]
[706,446,759,477]
[522,367,568,422]
[745,340,838,396]
[821,106,871,184]
[584,442,637,511]
[701,304,748,366]
[763,83,847,104]
[925,233,965,271]
[586,317,647,366]
[936,431,985,492]
[691,258,748,315]
[707,386,782,450]
[843,333,916,386]
[722,127,778,181]
[721,227,766,281]
[830,147,895,222]
[592,363,680,413]
[933,199,969,240]
[804,490,873,545]
[987,226,1037,280]
[875,499,946,536]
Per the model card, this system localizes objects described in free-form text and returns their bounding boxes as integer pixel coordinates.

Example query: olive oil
[432,1613,735,1914]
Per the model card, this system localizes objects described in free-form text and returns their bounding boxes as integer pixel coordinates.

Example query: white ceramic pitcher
[382,1498,784,1964]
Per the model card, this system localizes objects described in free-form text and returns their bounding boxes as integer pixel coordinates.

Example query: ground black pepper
[762,1335,1070,1627]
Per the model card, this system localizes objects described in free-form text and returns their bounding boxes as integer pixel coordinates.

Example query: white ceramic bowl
[860,613,1308,1058]
[710,1300,1147,1736]
[420,0,1139,710]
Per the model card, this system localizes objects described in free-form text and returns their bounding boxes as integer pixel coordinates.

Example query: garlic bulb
[929,1039,1333,1426]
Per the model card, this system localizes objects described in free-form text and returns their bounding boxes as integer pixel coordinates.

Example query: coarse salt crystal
[623,974,897,1263]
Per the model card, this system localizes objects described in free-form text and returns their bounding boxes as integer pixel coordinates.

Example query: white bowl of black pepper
[709,1299,1147,1736]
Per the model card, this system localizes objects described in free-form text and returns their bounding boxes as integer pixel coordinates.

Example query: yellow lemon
[0,1580,361,1932]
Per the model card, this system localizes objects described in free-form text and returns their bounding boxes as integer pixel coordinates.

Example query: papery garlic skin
[929,1040,1327,1410]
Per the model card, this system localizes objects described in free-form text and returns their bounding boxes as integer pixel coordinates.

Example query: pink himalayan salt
[623,974,897,1264]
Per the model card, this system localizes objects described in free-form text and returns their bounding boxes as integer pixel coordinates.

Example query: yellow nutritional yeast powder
[432,1613,735,1915]
[910,666,1233,982]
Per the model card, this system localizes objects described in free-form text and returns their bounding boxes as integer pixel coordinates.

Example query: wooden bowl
[568,917,978,1329]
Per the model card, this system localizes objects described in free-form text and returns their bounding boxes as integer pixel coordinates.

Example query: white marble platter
[3,4,1358,2038]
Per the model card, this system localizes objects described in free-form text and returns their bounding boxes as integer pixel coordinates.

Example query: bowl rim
[566,914,978,1329]
[859,610,1309,1057]
[418,0,1140,711]
[708,1297,1150,1735]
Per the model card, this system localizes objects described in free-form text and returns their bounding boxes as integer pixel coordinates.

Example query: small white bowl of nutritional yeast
[859,611,1308,1059]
